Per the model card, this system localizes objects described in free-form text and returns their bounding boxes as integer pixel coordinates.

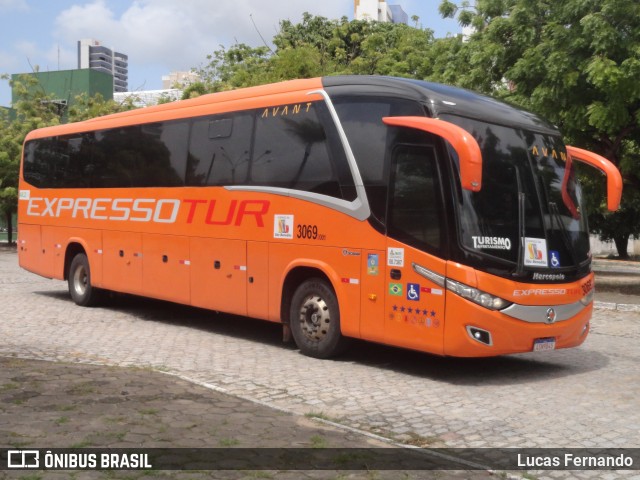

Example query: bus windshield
[441,115,590,270]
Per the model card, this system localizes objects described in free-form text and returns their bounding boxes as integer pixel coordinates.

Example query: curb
[594,301,640,313]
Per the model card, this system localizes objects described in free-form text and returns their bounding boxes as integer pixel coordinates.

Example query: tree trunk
[613,233,630,259]
[5,211,13,245]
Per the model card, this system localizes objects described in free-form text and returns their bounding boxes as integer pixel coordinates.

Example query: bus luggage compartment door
[101,230,143,295]
[18,224,49,278]
[190,237,247,316]
[142,233,190,304]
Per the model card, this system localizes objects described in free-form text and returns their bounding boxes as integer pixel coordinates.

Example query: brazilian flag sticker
[389,283,403,296]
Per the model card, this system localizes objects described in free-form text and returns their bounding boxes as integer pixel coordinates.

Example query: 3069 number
[297,224,319,239]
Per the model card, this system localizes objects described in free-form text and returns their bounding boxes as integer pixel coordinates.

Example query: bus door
[384,143,447,355]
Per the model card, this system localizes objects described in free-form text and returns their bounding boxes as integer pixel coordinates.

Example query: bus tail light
[580,289,594,306]
[446,279,512,310]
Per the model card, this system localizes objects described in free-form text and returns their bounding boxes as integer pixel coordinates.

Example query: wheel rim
[298,294,332,341]
[72,264,88,297]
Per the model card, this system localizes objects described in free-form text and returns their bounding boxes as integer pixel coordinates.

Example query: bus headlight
[446,279,512,310]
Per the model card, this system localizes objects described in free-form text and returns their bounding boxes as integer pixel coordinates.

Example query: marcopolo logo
[471,236,512,250]
[532,272,566,281]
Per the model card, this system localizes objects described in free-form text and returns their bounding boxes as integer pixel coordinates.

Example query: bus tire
[68,253,99,307]
[289,278,349,359]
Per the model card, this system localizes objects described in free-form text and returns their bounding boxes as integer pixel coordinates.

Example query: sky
[0,0,462,107]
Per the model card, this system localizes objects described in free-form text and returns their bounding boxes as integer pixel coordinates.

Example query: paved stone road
[2,248,640,479]
[2,357,492,480]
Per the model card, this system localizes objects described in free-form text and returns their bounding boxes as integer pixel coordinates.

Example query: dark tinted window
[91,122,187,187]
[332,97,425,222]
[24,136,87,188]
[388,144,444,253]
[186,113,253,186]
[251,101,349,199]
[24,121,189,188]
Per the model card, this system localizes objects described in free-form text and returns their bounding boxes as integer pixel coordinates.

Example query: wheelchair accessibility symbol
[407,283,420,301]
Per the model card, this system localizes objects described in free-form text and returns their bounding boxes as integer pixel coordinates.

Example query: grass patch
[244,472,273,479]
[218,438,240,447]
[54,416,70,425]
[304,411,333,421]
[309,434,328,448]
[67,382,96,395]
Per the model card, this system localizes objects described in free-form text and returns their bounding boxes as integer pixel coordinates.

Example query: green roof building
[11,68,114,113]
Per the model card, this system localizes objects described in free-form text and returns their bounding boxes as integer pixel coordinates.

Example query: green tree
[67,92,136,122]
[0,73,61,244]
[195,43,271,91]
[0,74,134,243]
[196,14,435,91]
[181,81,208,100]
[439,0,640,258]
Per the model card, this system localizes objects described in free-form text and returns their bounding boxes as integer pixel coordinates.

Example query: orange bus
[18,76,622,358]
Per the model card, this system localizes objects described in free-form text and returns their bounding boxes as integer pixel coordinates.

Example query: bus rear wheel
[289,278,349,359]
[68,253,99,307]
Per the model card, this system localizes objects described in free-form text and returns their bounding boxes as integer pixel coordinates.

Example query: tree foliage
[195,13,435,91]
[439,0,640,257]
[195,7,640,256]
[0,73,61,243]
[0,74,134,243]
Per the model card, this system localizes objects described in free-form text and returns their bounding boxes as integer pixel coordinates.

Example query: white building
[162,71,200,89]
[114,89,182,108]
[77,39,128,92]
[354,0,408,24]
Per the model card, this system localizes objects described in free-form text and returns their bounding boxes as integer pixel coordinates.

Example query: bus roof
[322,76,559,135]
[25,77,323,141]
[25,75,559,141]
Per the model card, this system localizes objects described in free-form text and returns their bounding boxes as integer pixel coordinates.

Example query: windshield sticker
[273,214,293,239]
[367,254,379,275]
[387,247,404,267]
[549,250,561,268]
[471,236,512,250]
[524,237,548,267]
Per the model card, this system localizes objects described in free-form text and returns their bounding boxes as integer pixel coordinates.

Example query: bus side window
[187,113,254,186]
[91,123,187,188]
[24,138,58,188]
[250,102,344,199]
[388,144,444,254]
[331,96,425,226]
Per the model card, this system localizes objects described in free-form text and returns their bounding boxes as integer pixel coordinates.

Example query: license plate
[533,337,556,352]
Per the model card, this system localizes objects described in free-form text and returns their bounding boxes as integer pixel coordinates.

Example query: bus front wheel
[289,278,349,359]
[68,253,99,307]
